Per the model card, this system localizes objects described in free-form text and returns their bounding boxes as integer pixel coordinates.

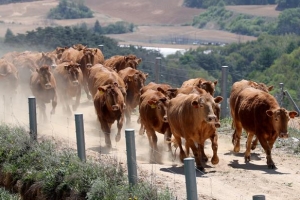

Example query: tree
[4,28,15,43]
[93,20,103,34]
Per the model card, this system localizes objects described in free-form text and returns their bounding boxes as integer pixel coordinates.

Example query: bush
[0,124,173,199]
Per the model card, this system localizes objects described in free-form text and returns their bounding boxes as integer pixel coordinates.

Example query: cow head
[197,80,217,96]
[82,48,95,68]
[124,55,142,69]
[36,65,53,89]
[125,70,148,93]
[98,82,126,112]
[191,92,221,128]
[64,63,81,86]
[147,96,169,123]
[38,52,59,70]
[55,47,68,60]
[266,108,298,138]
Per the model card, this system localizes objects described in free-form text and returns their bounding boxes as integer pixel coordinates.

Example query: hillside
[0,0,265,48]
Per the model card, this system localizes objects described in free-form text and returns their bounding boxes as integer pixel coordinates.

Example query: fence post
[184,158,198,200]
[28,96,37,141]
[221,66,228,119]
[284,90,300,114]
[98,44,104,52]
[75,113,86,162]
[125,129,137,185]
[155,57,161,83]
[253,195,265,200]
[279,82,284,107]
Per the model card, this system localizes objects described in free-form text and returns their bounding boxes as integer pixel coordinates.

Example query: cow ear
[157,87,165,94]
[64,65,70,70]
[191,100,199,108]
[127,75,134,82]
[98,86,107,95]
[289,111,298,118]
[214,80,218,86]
[125,56,130,62]
[144,73,149,78]
[266,110,274,117]
[214,96,223,104]
[148,99,157,108]
[268,85,274,91]
[136,58,142,64]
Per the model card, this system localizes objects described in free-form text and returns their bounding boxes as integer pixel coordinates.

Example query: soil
[1,92,300,200]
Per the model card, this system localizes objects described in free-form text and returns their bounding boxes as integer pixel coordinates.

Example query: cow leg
[83,82,92,100]
[210,134,219,165]
[39,102,47,123]
[99,119,112,147]
[233,122,242,152]
[72,86,81,111]
[257,135,276,169]
[115,117,124,142]
[188,140,204,172]
[50,91,57,115]
[125,107,131,126]
[251,136,258,150]
[65,95,72,116]
[173,134,186,163]
[164,128,172,152]
[245,132,255,163]
[145,128,159,162]
[139,123,145,135]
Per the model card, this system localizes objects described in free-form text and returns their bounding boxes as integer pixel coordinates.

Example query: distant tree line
[184,0,298,9]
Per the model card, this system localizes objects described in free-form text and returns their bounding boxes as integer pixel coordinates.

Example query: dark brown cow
[89,64,126,147]
[181,78,218,96]
[231,87,297,169]
[53,61,83,115]
[104,54,142,72]
[0,58,18,99]
[167,91,223,171]
[139,88,172,161]
[118,67,148,125]
[30,65,57,123]
[230,79,273,151]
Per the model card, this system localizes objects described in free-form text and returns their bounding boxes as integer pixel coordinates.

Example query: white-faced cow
[118,67,148,125]
[30,65,57,123]
[88,64,126,147]
[167,90,223,171]
[231,87,297,169]
[53,61,83,116]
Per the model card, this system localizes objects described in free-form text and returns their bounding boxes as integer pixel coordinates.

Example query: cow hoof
[202,156,209,162]
[251,144,257,150]
[196,166,205,172]
[211,156,219,165]
[233,146,240,152]
[268,164,276,169]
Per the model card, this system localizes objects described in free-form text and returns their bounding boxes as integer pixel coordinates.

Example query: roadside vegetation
[0,124,173,199]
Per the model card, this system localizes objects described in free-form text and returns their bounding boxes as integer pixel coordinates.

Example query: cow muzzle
[112,105,120,111]
[45,83,52,89]
[163,115,168,122]
[72,80,79,86]
[279,132,288,138]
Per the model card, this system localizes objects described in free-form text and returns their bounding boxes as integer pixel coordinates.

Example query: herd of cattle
[0,44,298,171]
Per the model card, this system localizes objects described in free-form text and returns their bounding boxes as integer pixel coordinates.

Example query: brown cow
[53,61,83,116]
[139,88,172,161]
[230,79,273,152]
[181,78,218,96]
[52,46,68,60]
[167,91,223,171]
[89,64,126,147]
[138,82,177,135]
[30,65,57,123]
[104,54,142,72]
[0,59,18,103]
[118,67,148,125]
[78,47,105,100]
[231,87,297,169]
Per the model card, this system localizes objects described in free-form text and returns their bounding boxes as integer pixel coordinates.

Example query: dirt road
[1,94,300,200]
